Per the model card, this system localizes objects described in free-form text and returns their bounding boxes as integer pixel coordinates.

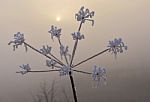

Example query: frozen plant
[46,59,57,68]
[9,6,127,102]
[75,6,94,26]
[59,65,72,76]
[107,38,127,58]
[48,25,62,40]
[92,65,107,87]
[19,64,31,75]
[8,32,27,51]
[40,45,52,55]
[71,32,84,40]
[60,45,71,60]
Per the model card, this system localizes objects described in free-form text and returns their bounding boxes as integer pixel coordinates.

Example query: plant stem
[72,49,109,68]
[70,21,83,66]
[16,69,60,73]
[73,69,92,75]
[69,72,78,102]
[24,42,64,66]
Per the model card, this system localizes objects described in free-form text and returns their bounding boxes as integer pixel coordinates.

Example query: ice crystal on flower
[71,32,84,40]
[40,45,52,55]
[107,38,127,56]
[60,45,71,60]
[19,64,31,75]
[48,25,61,40]
[8,32,26,51]
[92,65,106,84]
[46,59,57,69]
[75,6,94,26]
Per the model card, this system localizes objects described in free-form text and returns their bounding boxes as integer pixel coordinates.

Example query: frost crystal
[92,65,106,84]
[107,38,127,56]
[19,64,31,75]
[71,32,84,40]
[46,59,57,68]
[60,45,71,60]
[59,65,71,76]
[75,6,94,25]
[48,25,61,40]
[8,32,26,51]
[40,45,52,55]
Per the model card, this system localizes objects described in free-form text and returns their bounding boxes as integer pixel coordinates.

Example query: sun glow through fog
[56,16,61,22]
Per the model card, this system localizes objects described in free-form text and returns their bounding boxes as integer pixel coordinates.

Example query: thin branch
[73,69,92,75]
[49,53,63,65]
[72,49,109,68]
[70,39,78,66]
[70,21,83,66]
[24,42,64,66]
[78,20,83,31]
[16,70,60,73]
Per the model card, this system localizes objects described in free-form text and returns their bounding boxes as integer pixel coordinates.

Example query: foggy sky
[0,0,150,102]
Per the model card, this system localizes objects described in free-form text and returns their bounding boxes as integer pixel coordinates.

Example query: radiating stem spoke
[16,69,60,73]
[24,42,64,66]
[73,69,92,75]
[72,49,109,68]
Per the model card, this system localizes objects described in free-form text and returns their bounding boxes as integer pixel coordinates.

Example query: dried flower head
[8,32,27,51]
[107,38,127,56]
[46,59,57,69]
[60,45,71,60]
[19,64,31,75]
[48,25,62,40]
[75,6,94,26]
[92,65,106,83]
[71,32,84,40]
[40,45,52,55]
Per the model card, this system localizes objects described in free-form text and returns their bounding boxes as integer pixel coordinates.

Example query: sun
[56,17,61,22]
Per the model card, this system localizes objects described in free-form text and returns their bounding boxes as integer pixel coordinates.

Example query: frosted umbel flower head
[75,6,94,26]
[19,64,31,75]
[8,32,27,51]
[46,59,57,69]
[40,45,52,55]
[92,65,107,87]
[107,38,127,56]
[71,32,84,40]
[48,25,62,40]
[60,45,71,60]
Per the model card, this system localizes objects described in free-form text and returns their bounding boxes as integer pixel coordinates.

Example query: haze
[0,0,150,102]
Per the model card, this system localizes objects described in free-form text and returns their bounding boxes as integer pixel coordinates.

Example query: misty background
[0,0,150,102]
